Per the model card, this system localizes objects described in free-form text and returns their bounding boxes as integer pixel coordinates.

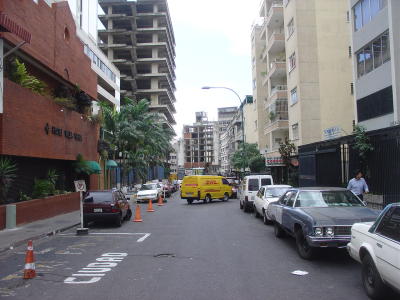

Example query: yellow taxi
[180,175,232,204]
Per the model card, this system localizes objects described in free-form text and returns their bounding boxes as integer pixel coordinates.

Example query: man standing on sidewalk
[347,170,369,201]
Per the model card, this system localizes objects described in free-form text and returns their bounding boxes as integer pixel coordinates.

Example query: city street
[0,192,377,300]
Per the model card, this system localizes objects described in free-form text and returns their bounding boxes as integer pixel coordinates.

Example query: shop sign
[323,126,342,140]
[44,123,82,142]
[266,157,284,166]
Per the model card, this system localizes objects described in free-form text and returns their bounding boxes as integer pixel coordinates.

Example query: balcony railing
[266,1,284,24]
[270,85,287,95]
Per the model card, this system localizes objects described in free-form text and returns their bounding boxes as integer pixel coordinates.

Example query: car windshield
[261,178,272,186]
[266,188,289,198]
[295,191,365,207]
[84,192,113,203]
[140,184,157,191]
[248,179,259,191]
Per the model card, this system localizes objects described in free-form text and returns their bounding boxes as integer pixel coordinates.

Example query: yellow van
[180,175,232,204]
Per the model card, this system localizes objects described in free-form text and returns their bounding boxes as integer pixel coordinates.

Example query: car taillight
[245,196,248,201]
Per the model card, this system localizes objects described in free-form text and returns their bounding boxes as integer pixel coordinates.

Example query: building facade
[349,0,399,131]
[98,0,176,130]
[0,0,100,198]
[254,0,355,170]
[183,112,219,174]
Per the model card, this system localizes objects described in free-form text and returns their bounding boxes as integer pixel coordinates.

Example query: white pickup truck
[347,203,400,299]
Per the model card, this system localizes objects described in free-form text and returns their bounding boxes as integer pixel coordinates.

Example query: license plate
[93,208,103,213]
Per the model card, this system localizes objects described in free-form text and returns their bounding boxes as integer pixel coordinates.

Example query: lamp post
[201,86,246,177]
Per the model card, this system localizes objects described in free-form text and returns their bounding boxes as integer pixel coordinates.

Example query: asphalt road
[0,192,393,300]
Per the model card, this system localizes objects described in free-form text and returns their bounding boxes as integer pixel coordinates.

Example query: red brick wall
[0,192,79,230]
[1,79,99,161]
[15,192,80,226]
[0,0,97,99]
[0,206,5,231]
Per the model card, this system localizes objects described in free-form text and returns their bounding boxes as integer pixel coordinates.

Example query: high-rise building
[254,0,355,173]
[349,0,399,131]
[183,112,219,174]
[98,0,176,130]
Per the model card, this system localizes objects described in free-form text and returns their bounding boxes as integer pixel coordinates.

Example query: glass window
[381,31,390,62]
[295,191,364,207]
[364,45,373,73]
[265,187,290,198]
[292,123,299,140]
[280,191,294,205]
[354,2,363,31]
[84,192,113,203]
[289,52,296,72]
[370,0,380,15]
[357,50,365,78]
[287,18,295,38]
[248,179,259,191]
[286,193,297,207]
[373,37,382,68]
[261,178,272,186]
[290,87,298,105]
[376,207,400,242]
[361,0,370,25]
[222,178,230,185]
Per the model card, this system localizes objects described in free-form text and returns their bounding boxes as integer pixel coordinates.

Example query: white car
[136,183,161,203]
[347,203,400,299]
[253,185,292,224]
[239,175,274,212]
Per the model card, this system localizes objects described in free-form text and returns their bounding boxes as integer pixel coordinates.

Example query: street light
[201,86,246,177]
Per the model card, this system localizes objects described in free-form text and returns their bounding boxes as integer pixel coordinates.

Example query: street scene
[0,0,400,299]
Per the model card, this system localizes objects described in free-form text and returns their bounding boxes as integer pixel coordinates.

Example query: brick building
[0,0,100,199]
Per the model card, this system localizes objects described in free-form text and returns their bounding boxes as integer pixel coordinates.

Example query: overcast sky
[168,0,261,137]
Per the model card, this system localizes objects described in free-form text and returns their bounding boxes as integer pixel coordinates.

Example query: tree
[0,157,17,204]
[231,143,264,173]
[352,124,374,176]
[249,156,266,173]
[278,138,297,186]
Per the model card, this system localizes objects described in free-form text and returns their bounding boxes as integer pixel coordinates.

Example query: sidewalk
[0,211,80,253]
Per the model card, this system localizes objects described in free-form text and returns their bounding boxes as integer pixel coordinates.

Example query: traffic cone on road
[23,240,36,279]
[157,195,164,206]
[133,204,143,222]
[147,199,155,212]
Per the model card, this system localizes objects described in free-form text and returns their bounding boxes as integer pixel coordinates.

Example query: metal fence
[298,125,400,209]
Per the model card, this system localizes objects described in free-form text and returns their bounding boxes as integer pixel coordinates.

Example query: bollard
[6,204,16,229]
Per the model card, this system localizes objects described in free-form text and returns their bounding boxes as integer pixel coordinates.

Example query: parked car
[136,183,162,203]
[253,185,292,224]
[161,183,173,197]
[180,175,232,204]
[83,190,132,227]
[267,187,380,260]
[347,203,400,299]
[239,175,274,212]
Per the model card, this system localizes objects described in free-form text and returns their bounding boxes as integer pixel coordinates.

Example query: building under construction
[183,112,220,174]
[98,0,176,130]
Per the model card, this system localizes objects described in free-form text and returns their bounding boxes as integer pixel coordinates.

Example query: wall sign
[45,123,82,142]
[323,126,342,140]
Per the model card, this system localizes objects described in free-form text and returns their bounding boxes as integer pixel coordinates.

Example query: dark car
[267,187,380,260]
[83,190,132,227]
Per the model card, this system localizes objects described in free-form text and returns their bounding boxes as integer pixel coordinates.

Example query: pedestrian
[347,170,369,201]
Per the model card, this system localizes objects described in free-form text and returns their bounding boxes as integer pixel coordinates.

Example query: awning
[0,13,31,43]
[106,160,118,169]
[86,161,102,174]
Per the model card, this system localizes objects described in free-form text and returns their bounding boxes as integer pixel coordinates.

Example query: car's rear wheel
[244,201,252,213]
[187,199,193,204]
[124,209,132,221]
[362,253,387,299]
[274,222,285,238]
[295,229,316,260]
[223,193,229,202]
[253,205,260,218]
[205,194,211,203]
[240,201,243,210]
[115,214,122,227]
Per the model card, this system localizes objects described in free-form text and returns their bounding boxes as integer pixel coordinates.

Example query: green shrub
[11,58,47,95]
[19,192,32,202]
[32,179,55,199]
[0,157,17,203]
[54,97,77,110]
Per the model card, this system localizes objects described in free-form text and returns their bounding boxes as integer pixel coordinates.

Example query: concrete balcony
[97,85,118,107]
[136,88,176,103]
[265,1,284,28]
[137,57,176,80]
[136,26,176,53]
[136,42,175,67]
[135,72,176,91]
[268,60,286,79]
[149,104,176,125]
[269,85,287,99]
[99,43,133,50]
[267,31,285,54]
[264,119,289,135]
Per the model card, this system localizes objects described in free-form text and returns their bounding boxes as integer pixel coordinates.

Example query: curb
[0,222,80,254]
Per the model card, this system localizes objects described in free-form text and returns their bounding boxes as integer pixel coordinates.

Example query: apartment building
[349,0,399,131]
[54,0,121,111]
[98,0,176,130]
[183,112,219,174]
[217,107,237,175]
[254,0,355,167]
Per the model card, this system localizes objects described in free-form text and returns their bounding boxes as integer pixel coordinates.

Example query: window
[292,123,299,140]
[351,82,354,95]
[353,0,387,31]
[348,46,352,58]
[280,191,295,205]
[376,207,400,242]
[357,86,393,121]
[346,11,350,22]
[287,18,295,39]
[248,179,259,191]
[286,193,297,207]
[289,52,296,72]
[222,178,230,185]
[290,87,298,105]
[254,120,258,130]
[253,79,257,90]
[356,31,390,78]
[261,178,272,186]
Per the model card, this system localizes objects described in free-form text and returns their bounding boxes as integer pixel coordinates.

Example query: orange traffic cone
[23,240,36,279]
[147,199,155,212]
[133,204,143,222]
[157,195,164,206]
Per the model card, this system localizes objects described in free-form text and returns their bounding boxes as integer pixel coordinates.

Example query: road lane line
[136,233,151,242]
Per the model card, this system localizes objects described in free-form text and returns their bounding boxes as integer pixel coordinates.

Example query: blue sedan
[267,187,380,260]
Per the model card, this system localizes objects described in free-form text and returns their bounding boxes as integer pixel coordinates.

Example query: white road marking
[136,233,151,243]
[58,232,151,243]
